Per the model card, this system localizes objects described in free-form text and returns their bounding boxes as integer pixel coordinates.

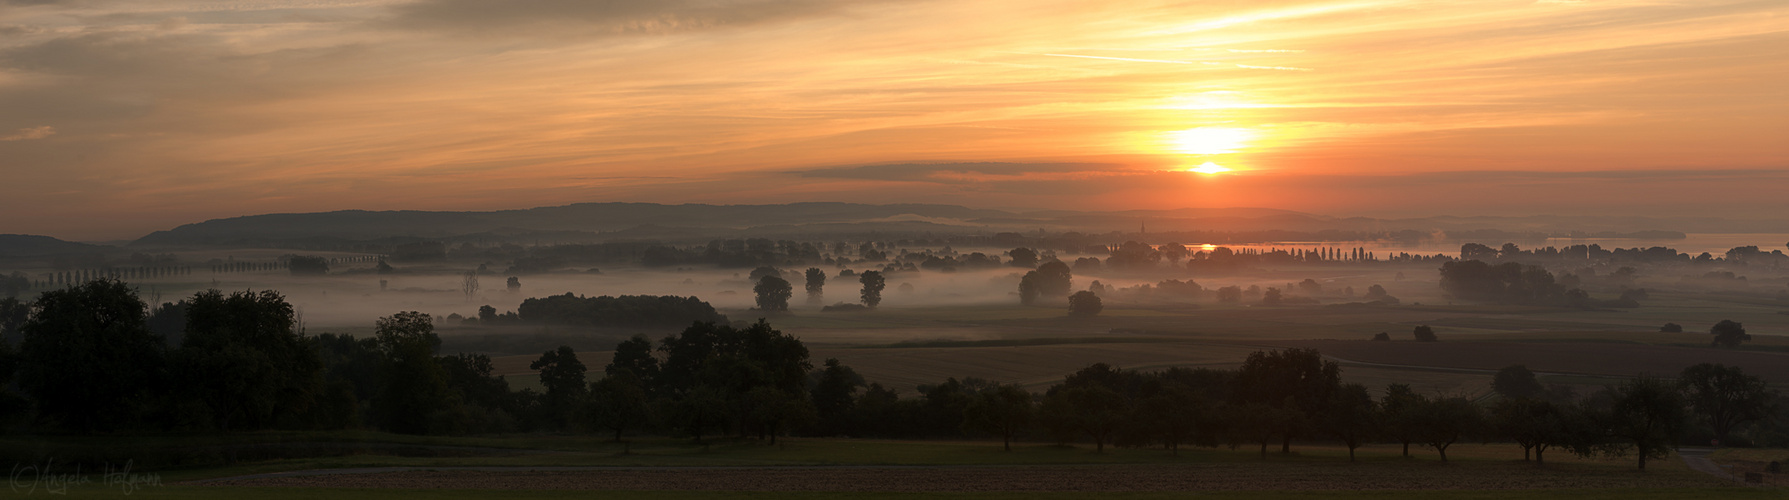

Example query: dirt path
[1678,447,1745,484]
[197,461,1733,492]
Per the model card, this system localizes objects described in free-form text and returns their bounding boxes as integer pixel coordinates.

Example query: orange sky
[1,0,1785,240]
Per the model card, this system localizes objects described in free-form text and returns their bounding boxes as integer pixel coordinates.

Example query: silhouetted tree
[1380,383,1425,457]
[1412,396,1486,462]
[507,277,521,291]
[1679,363,1776,444]
[1599,375,1687,471]
[17,279,164,432]
[1041,385,1126,453]
[1413,325,1438,342]
[1068,290,1103,317]
[964,384,1034,451]
[1007,248,1039,268]
[287,256,329,275]
[1493,364,1544,400]
[1709,320,1749,348]
[811,358,862,435]
[532,345,588,428]
[177,289,323,431]
[859,271,886,309]
[589,370,650,442]
[1371,332,1391,341]
[607,334,660,384]
[1493,397,1573,464]
[1231,348,1340,454]
[1216,286,1242,303]
[804,267,825,302]
[754,276,793,311]
[373,311,448,434]
[1261,287,1282,305]
[1326,383,1378,461]
[1660,322,1683,333]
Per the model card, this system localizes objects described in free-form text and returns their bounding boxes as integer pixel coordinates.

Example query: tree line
[0,279,1779,473]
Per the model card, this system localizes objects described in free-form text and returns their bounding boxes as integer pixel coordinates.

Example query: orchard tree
[964,384,1035,451]
[589,370,650,442]
[1679,363,1775,444]
[1326,383,1379,461]
[1600,375,1688,471]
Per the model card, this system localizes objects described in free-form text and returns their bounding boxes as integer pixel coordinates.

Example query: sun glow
[1188,162,1232,174]
[1167,127,1253,155]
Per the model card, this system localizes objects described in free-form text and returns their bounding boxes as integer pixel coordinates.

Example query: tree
[1380,384,1425,457]
[607,334,660,383]
[1029,261,1073,297]
[1261,287,1282,305]
[754,276,793,311]
[287,256,329,275]
[1325,383,1379,461]
[1216,286,1242,303]
[1679,363,1775,444]
[178,289,323,431]
[16,279,165,432]
[1137,382,1205,456]
[1413,325,1438,342]
[1231,348,1341,454]
[373,311,449,434]
[1371,332,1391,341]
[1067,291,1103,317]
[1413,396,1486,463]
[1493,364,1545,400]
[1493,397,1573,464]
[964,384,1035,451]
[1660,322,1683,333]
[589,370,650,442]
[531,345,589,427]
[811,358,863,434]
[461,272,479,301]
[506,277,521,291]
[665,384,729,443]
[0,297,28,343]
[1600,375,1688,471]
[745,385,815,445]
[859,271,886,308]
[1709,320,1749,348]
[804,267,825,301]
[1007,248,1039,268]
[1041,385,1126,453]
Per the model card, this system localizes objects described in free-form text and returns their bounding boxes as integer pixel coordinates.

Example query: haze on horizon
[1,0,1785,241]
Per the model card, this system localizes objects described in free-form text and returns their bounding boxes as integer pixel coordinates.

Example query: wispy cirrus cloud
[0,125,53,140]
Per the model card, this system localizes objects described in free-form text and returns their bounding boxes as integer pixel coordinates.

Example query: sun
[1187,162,1232,174]
[1167,127,1253,155]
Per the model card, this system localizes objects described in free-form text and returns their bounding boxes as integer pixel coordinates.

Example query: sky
[0,0,1784,241]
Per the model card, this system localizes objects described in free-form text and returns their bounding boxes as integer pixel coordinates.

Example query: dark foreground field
[16,435,1780,499]
[203,461,1724,492]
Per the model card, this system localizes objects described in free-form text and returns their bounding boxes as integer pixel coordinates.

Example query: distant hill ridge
[0,234,109,257]
[118,202,1764,249]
